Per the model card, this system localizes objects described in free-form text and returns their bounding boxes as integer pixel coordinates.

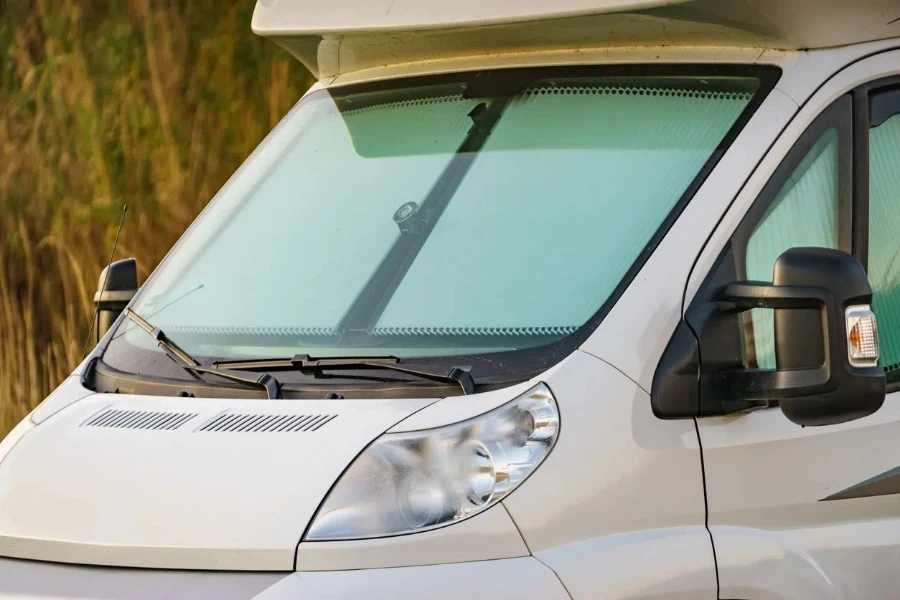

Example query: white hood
[0,394,434,570]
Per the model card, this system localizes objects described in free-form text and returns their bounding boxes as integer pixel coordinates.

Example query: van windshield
[102,67,770,385]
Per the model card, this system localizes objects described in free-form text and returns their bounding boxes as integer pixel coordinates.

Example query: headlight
[305,383,559,540]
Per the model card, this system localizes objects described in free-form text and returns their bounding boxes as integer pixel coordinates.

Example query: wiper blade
[213,354,475,395]
[122,308,282,399]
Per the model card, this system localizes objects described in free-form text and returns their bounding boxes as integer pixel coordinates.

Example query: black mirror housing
[653,247,885,427]
[93,258,138,343]
[770,248,884,425]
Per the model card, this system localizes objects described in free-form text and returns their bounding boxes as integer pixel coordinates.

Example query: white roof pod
[252,0,900,79]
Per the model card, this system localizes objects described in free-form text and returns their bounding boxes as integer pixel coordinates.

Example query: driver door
[695,53,900,599]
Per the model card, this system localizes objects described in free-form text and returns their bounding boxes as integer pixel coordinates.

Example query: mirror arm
[720,282,831,311]
[715,366,833,403]
[689,281,838,412]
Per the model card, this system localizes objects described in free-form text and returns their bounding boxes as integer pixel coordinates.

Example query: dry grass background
[0,0,312,438]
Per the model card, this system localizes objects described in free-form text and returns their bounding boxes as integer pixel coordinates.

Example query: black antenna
[83,205,128,358]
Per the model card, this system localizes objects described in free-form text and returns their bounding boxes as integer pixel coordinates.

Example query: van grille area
[198,413,337,433]
[83,408,198,431]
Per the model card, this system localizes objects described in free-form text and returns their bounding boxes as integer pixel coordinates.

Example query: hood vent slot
[84,409,197,430]
[199,413,337,433]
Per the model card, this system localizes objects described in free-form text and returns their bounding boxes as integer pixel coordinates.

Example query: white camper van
[2,1,900,598]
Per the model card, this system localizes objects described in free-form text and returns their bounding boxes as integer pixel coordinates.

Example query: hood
[0,394,434,570]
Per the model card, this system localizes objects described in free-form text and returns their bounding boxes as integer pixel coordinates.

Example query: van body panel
[261,557,572,600]
[762,40,900,108]
[294,504,528,570]
[326,46,772,88]
[251,0,897,46]
[387,380,537,432]
[251,0,687,35]
[29,376,94,425]
[535,526,716,599]
[0,555,570,600]
[710,526,840,599]
[0,395,436,570]
[702,397,900,598]
[0,419,34,472]
[503,352,706,552]
[253,0,900,79]
[0,556,288,600]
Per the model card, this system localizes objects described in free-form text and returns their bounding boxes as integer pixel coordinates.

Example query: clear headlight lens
[305,383,559,540]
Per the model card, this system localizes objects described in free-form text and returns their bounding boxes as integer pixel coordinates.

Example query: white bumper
[0,556,571,599]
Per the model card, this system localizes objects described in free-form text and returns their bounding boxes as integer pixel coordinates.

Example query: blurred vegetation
[0,0,313,437]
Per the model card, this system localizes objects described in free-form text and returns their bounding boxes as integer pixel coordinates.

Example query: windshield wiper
[122,308,283,399]
[212,354,475,395]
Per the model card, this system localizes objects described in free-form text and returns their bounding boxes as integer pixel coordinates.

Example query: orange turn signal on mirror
[846,305,879,368]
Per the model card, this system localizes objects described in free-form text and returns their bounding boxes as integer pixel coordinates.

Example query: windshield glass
[103,66,771,386]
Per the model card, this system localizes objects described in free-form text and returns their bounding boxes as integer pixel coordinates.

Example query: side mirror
[93,258,138,343]
[654,247,885,426]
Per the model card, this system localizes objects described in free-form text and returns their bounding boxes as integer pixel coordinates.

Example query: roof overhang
[253,0,900,79]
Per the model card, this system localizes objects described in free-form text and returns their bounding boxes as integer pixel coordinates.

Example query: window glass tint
[106,71,764,371]
[136,90,479,336]
[377,82,753,336]
[867,113,900,377]
[745,129,840,368]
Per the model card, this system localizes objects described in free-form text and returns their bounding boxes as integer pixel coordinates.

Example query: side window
[741,97,852,368]
[867,88,900,381]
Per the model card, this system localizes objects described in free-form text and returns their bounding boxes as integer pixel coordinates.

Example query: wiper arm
[122,308,282,399]
[213,354,475,395]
